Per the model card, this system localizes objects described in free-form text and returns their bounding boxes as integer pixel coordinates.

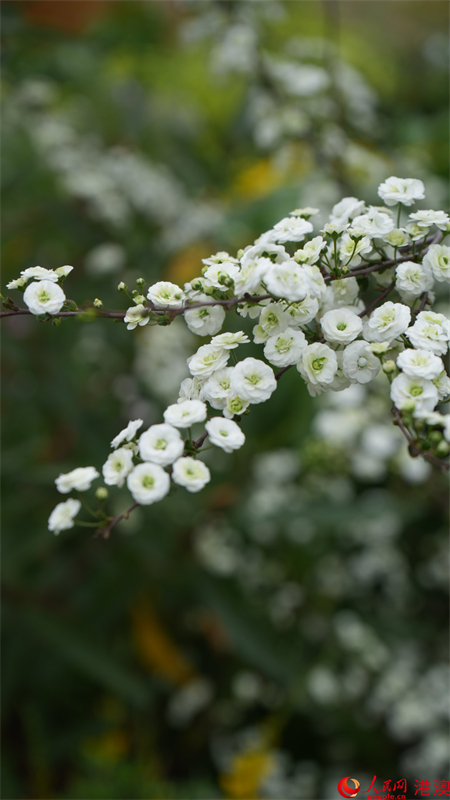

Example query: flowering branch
[6,180,450,536]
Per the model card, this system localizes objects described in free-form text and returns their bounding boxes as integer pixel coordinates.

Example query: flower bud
[382,360,397,375]
[436,440,450,457]
[428,430,443,445]
[95,487,109,501]
[117,282,127,292]
[93,298,103,308]
[136,278,146,287]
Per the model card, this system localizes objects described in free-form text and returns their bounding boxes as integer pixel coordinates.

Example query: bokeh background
[1,2,449,798]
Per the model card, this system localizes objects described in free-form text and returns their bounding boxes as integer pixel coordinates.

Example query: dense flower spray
[2,178,449,534]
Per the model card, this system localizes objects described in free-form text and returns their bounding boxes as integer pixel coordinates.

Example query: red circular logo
[338,777,361,798]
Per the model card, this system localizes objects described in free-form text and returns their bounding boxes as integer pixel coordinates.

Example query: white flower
[102,448,134,487]
[203,262,240,289]
[23,279,65,315]
[184,298,225,336]
[6,277,27,290]
[365,301,411,342]
[234,256,271,296]
[147,281,185,308]
[111,419,143,448]
[172,457,210,493]
[294,236,325,265]
[48,498,81,534]
[55,466,100,494]
[395,261,433,296]
[302,264,326,300]
[210,331,249,349]
[178,377,204,402]
[164,399,207,428]
[414,411,446,426]
[127,462,170,505]
[205,417,245,453]
[264,329,307,367]
[390,373,439,414]
[405,222,429,241]
[265,260,311,302]
[290,207,319,218]
[339,233,372,267]
[383,228,410,247]
[270,216,313,243]
[187,345,229,378]
[139,423,184,466]
[223,394,249,418]
[259,303,289,336]
[396,349,443,380]
[423,244,450,283]
[322,221,349,236]
[320,308,363,344]
[378,177,425,206]
[444,416,450,443]
[231,357,277,403]
[203,368,234,410]
[21,266,59,282]
[202,251,239,267]
[298,343,338,386]
[285,296,320,327]
[241,241,289,264]
[253,324,269,343]
[55,265,74,278]
[329,277,360,307]
[330,197,365,225]
[124,304,150,330]
[433,370,450,401]
[328,350,351,392]
[342,341,381,384]
[409,210,450,230]
[406,311,450,355]
[352,207,394,238]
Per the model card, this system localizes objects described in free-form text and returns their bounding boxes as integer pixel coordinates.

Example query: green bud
[413,418,426,434]
[93,298,103,308]
[382,360,397,375]
[436,440,450,457]
[95,487,109,501]
[428,430,443,445]
[131,288,139,297]
[117,282,127,292]
[136,278,146,287]
[52,317,62,326]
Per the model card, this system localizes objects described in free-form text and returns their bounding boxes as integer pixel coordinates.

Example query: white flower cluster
[6,265,73,316]
[34,178,449,531]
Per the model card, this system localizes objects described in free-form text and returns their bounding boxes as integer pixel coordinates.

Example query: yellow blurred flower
[220,747,275,799]
[131,596,195,686]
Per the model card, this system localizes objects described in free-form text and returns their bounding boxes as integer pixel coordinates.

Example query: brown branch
[411,291,429,323]
[359,281,396,319]
[192,431,208,449]
[392,405,449,472]
[325,230,443,284]
[95,501,140,540]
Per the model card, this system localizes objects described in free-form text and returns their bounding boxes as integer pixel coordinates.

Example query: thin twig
[392,406,449,472]
[359,281,396,319]
[95,501,139,540]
